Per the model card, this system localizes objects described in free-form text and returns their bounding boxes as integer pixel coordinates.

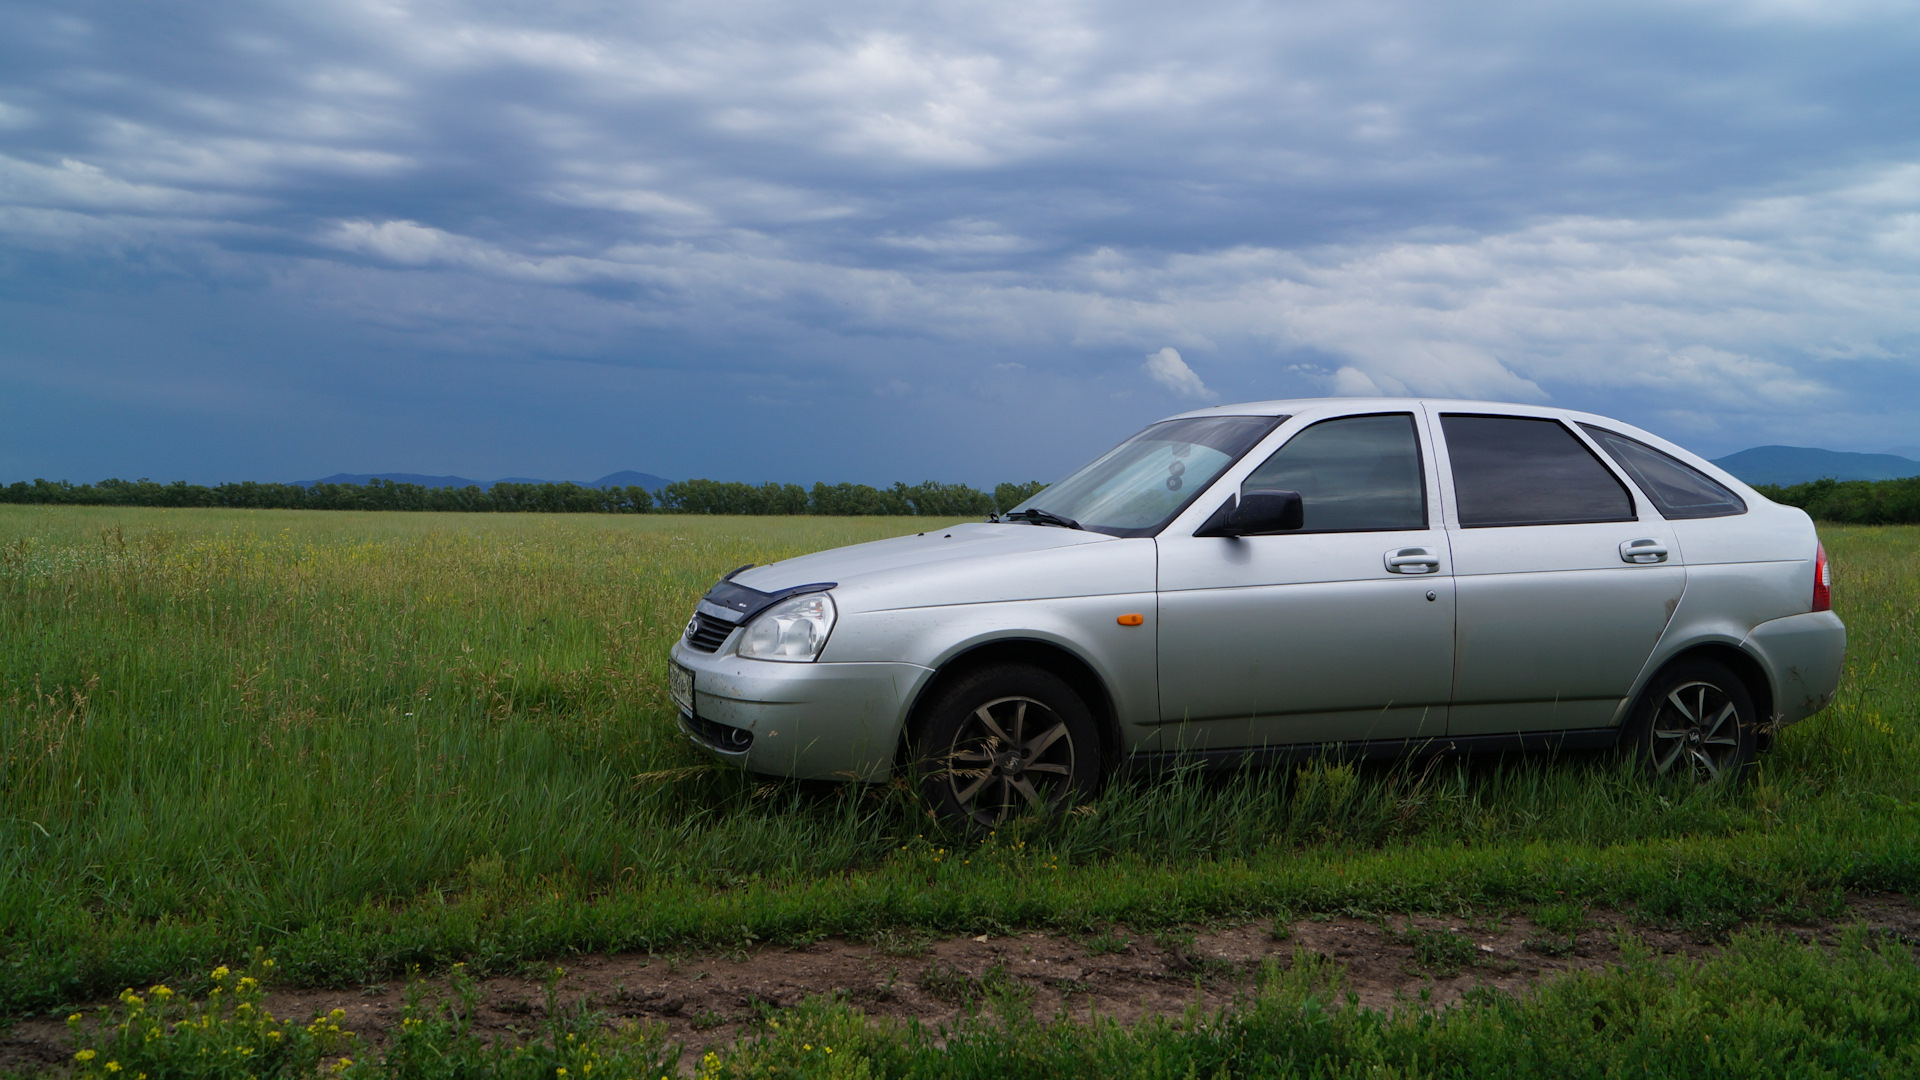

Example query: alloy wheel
[939,694,1077,826]
[1647,679,1744,782]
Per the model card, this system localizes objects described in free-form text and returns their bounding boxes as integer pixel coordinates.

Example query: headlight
[736,591,837,662]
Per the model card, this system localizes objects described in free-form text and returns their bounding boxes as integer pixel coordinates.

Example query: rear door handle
[1620,538,1669,564]
[1385,547,1441,574]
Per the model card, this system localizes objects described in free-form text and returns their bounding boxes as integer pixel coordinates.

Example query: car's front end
[666,521,1153,782]
[669,576,936,780]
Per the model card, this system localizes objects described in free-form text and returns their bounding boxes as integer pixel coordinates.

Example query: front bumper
[1743,609,1846,728]
[668,641,935,781]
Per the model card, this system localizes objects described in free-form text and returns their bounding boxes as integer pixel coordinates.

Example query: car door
[1432,409,1685,736]
[1154,411,1455,752]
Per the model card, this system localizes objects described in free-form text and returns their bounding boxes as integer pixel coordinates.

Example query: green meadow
[5,507,1920,1069]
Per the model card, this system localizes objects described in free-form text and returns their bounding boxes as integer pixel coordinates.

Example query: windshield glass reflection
[1009,414,1284,536]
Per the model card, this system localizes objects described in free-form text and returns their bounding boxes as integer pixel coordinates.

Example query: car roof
[1160,396,1575,421]
[1156,396,1749,493]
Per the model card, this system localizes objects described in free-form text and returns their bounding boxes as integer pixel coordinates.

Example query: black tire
[1626,658,1759,785]
[911,664,1102,829]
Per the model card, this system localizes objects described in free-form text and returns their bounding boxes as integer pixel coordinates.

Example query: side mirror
[1195,489,1304,537]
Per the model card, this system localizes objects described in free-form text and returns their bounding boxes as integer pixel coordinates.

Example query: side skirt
[1121,727,1622,775]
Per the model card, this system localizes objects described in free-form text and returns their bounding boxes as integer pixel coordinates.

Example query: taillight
[1812,543,1831,612]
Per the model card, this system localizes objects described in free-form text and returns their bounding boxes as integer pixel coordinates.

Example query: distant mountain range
[296,471,671,491]
[1710,446,1920,487]
[285,448,1920,493]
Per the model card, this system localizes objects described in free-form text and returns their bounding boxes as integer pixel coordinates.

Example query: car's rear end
[1739,532,1846,728]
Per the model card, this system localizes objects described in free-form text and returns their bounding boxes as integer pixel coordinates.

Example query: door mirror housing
[1195,489,1304,537]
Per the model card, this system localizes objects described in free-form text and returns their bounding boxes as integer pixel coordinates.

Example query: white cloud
[1143,347,1215,401]
[881,219,1036,255]
[0,154,263,214]
[1329,367,1385,396]
[322,219,626,284]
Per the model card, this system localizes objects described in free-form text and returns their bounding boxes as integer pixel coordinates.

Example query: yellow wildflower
[75,1050,97,1062]
[211,966,231,981]
[106,1062,122,1072]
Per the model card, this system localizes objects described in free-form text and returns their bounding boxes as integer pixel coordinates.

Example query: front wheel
[911,664,1102,829]
[1626,658,1759,785]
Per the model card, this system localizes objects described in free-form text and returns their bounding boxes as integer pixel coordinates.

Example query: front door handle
[1385,547,1441,574]
[1620,538,1669,564]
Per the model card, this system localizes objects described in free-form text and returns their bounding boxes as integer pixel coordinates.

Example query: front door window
[1242,413,1427,532]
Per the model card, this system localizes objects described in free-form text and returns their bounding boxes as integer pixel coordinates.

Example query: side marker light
[1117,613,1145,626]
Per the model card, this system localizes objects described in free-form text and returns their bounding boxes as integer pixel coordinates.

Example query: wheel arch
[1636,641,1778,751]
[897,637,1122,772]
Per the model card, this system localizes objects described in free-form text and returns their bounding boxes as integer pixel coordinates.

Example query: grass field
[4,507,1918,1029]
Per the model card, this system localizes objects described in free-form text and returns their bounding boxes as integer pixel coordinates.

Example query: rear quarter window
[1578,425,1747,519]
[1441,414,1635,528]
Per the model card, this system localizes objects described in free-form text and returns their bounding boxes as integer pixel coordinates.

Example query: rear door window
[1441,414,1634,527]
[1241,413,1426,532]
[1578,425,1747,519]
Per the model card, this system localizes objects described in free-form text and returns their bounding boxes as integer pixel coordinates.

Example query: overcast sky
[3,0,1918,486]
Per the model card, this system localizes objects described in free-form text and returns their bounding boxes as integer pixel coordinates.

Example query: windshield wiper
[1004,507,1083,530]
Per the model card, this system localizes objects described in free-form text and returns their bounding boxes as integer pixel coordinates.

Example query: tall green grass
[2,509,1916,1013]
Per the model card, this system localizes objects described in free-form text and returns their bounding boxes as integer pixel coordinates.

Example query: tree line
[658,479,1045,516]
[0,476,1052,517]
[1756,476,1920,525]
[12,471,1916,524]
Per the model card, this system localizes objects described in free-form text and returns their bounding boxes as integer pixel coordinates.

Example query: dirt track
[11,895,1920,1073]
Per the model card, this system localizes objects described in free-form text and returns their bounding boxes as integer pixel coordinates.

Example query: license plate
[669,662,694,715]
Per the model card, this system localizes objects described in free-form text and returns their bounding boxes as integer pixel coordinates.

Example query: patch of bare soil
[10,894,1920,1074]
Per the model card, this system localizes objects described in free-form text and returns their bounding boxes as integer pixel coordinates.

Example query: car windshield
[1008,414,1285,536]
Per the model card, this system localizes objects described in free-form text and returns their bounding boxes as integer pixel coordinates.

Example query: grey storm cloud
[3,0,1920,483]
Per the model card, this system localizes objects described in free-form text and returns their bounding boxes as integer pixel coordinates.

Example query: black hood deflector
[700,577,837,624]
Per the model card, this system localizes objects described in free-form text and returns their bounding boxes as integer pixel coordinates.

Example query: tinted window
[1579,425,1747,519]
[1242,413,1426,532]
[1010,414,1284,536]
[1441,414,1634,527]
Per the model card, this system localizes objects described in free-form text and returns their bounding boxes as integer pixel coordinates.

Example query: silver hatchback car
[669,398,1846,825]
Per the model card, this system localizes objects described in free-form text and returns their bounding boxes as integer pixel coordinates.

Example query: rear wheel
[912,664,1102,829]
[1627,658,1758,785]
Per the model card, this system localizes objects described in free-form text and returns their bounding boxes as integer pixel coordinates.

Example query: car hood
[728,522,1129,612]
